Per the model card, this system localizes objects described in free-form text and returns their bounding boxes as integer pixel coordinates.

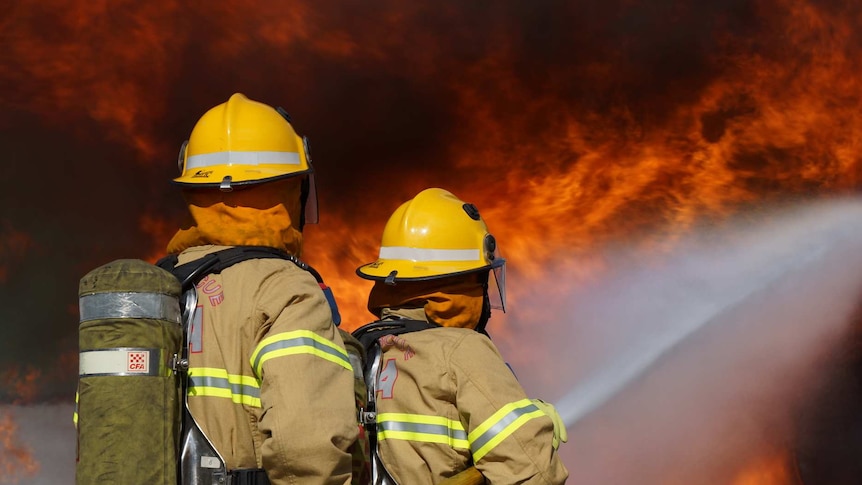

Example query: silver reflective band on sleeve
[79,348,162,377]
[378,246,480,262]
[79,292,181,324]
[469,398,545,462]
[186,150,301,169]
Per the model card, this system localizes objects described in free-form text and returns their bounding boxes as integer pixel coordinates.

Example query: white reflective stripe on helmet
[378,246,480,262]
[79,348,162,377]
[186,150,301,169]
[79,292,181,324]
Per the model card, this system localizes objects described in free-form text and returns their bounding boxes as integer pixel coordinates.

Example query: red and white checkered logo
[127,351,149,373]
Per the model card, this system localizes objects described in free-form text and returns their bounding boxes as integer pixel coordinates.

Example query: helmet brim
[356,258,504,282]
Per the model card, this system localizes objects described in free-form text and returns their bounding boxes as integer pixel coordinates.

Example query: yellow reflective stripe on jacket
[469,398,544,462]
[187,367,261,408]
[250,330,352,377]
[377,413,469,449]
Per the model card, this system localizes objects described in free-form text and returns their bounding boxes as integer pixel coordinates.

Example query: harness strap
[157,246,340,325]
[352,319,440,351]
[230,468,270,485]
[157,246,314,290]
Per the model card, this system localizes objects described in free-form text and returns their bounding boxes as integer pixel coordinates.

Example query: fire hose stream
[555,199,862,429]
[444,198,862,485]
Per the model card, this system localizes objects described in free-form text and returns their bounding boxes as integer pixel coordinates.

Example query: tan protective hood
[367,274,485,329]
[167,178,304,256]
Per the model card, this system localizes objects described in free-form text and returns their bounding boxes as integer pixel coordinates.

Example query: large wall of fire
[1,1,860,483]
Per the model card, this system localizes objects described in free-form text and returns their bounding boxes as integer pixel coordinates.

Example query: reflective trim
[378,246,480,262]
[79,292,181,324]
[348,352,364,381]
[377,413,469,449]
[469,399,544,462]
[79,348,162,377]
[73,391,78,427]
[186,151,301,169]
[250,330,351,377]
[187,367,261,408]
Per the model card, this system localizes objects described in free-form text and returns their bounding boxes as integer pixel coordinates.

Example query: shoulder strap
[156,245,340,325]
[352,319,440,353]
[157,246,308,290]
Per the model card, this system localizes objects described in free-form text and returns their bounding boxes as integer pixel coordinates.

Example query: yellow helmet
[174,93,318,224]
[357,188,506,309]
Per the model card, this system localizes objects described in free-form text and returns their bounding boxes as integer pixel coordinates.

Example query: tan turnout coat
[178,245,358,485]
[369,309,569,484]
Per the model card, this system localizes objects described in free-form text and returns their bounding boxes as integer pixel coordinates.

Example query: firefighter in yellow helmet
[166,93,364,484]
[353,188,569,484]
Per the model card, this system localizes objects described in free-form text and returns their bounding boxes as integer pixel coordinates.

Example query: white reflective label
[79,348,160,377]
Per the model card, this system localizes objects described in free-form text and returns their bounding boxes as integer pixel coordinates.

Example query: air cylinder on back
[76,259,182,485]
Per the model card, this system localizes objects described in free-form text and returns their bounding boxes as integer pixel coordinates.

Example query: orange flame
[730,452,802,485]
[0,367,41,483]
[139,214,183,264]
[3,0,861,482]
[1,367,41,405]
[0,411,39,483]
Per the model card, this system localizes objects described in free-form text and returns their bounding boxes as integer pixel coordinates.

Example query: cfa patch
[127,350,149,373]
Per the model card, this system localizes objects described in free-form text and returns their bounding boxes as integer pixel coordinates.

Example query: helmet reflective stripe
[79,348,162,377]
[249,329,352,378]
[378,246,481,262]
[79,292,181,323]
[185,150,301,170]
[173,94,312,188]
[469,398,544,462]
[376,413,470,449]
[188,367,261,408]
[357,189,505,296]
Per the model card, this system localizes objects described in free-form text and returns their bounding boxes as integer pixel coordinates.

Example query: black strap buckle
[230,468,270,485]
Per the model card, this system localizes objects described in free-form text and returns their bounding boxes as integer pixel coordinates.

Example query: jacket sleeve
[251,265,358,485]
[450,332,569,485]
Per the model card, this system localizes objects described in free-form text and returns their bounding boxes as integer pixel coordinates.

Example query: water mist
[502,198,862,484]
